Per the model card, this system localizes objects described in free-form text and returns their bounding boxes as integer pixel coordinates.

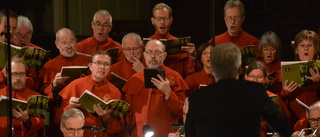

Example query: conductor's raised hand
[69,97,81,108]
[151,74,171,96]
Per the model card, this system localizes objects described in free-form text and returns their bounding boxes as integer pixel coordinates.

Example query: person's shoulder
[215,31,228,39]
[185,70,202,81]
[67,75,90,86]
[242,31,259,41]
[24,87,41,95]
[164,65,183,78]
[77,37,94,46]
[42,55,62,68]
[111,59,126,67]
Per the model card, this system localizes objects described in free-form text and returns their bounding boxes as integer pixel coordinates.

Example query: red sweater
[0,87,45,137]
[149,33,195,79]
[210,30,259,58]
[123,65,188,137]
[184,68,214,97]
[59,75,124,137]
[76,36,125,62]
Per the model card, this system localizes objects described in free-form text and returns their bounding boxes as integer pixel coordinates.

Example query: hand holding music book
[144,68,165,88]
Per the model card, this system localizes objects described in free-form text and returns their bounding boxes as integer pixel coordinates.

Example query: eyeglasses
[63,124,83,134]
[58,40,76,47]
[153,17,170,22]
[123,46,141,52]
[144,51,164,57]
[14,32,32,39]
[91,61,110,67]
[93,21,110,29]
[308,118,320,125]
[246,75,265,80]
[225,16,241,22]
[11,72,26,77]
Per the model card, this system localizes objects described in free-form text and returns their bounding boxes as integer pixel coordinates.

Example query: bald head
[145,39,165,52]
[144,40,167,68]
[55,28,77,57]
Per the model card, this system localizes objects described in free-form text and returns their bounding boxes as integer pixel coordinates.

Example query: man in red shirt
[38,28,90,137]
[0,57,45,137]
[12,15,42,49]
[76,10,124,62]
[59,50,124,137]
[149,3,195,78]
[210,0,259,57]
[123,39,188,137]
[110,32,146,81]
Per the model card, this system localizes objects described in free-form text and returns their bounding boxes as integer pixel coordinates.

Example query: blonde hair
[152,3,172,17]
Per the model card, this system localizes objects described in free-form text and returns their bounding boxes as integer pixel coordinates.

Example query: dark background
[1,0,320,61]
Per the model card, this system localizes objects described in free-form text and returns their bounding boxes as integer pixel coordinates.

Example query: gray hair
[224,0,245,17]
[60,108,85,125]
[93,10,112,25]
[122,32,143,47]
[258,31,281,61]
[210,43,241,80]
[17,15,33,33]
[55,28,75,42]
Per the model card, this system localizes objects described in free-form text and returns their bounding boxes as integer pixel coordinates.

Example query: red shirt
[184,68,214,97]
[76,36,125,62]
[210,30,259,58]
[38,54,90,99]
[149,33,195,79]
[123,65,188,137]
[59,75,124,137]
[110,57,146,81]
[0,87,45,137]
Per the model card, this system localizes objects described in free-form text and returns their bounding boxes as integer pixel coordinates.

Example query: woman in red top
[184,42,213,97]
[257,31,282,91]
[274,30,320,129]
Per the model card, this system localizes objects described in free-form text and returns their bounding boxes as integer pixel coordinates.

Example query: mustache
[149,59,158,63]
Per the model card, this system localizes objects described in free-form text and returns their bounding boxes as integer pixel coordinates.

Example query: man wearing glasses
[38,28,90,137]
[59,50,124,137]
[210,0,259,56]
[12,15,42,49]
[0,57,45,137]
[292,101,320,137]
[123,39,188,137]
[149,3,195,79]
[110,32,146,82]
[76,10,125,62]
[60,108,85,137]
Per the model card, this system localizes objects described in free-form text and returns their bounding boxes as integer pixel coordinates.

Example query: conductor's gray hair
[210,43,241,80]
